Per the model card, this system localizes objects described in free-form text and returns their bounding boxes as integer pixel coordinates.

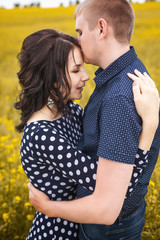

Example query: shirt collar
[94,46,137,88]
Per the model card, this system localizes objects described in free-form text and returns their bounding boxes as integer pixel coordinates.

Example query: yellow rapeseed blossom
[26,214,34,221]
[24,202,32,208]
[12,138,19,144]
[5,144,14,152]
[0,161,5,168]
[0,173,3,181]
[10,178,16,185]
[0,142,4,148]
[11,168,16,174]
[2,203,7,208]
[2,213,10,222]
[17,164,24,174]
[153,189,158,195]
[149,180,155,188]
[14,196,21,204]
[0,135,10,142]
[7,156,15,163]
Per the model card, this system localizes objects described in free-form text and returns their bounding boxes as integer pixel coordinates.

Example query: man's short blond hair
[75,0,135,44]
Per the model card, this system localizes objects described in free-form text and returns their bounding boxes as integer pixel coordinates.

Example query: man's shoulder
[130,57,148,75]
[104,57,148,100]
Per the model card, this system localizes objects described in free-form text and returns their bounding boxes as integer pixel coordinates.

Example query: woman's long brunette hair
[14,29,79,132]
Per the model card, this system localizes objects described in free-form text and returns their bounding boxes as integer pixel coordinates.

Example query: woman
[15,29,159,240]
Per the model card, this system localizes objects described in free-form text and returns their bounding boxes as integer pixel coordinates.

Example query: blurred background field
[0,2,160,239]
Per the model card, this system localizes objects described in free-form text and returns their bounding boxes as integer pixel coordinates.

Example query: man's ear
[98,18,108,39]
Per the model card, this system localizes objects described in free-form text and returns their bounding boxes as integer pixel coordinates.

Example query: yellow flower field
[0,3,160,239]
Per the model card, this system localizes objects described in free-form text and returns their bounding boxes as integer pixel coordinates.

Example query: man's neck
[99,41,130,70]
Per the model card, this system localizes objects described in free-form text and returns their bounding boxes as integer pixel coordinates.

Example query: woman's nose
[82,72,90,82]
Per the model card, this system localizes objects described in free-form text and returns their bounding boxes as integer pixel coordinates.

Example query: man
[28,0,160,239]
[73,1,160,239]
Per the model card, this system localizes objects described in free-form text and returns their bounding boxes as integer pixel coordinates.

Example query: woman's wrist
[46,201,56,217]
[142,117,159,131]
[39,199,54,217]
[139,120,158,151]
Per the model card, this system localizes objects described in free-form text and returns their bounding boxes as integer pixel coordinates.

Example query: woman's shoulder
[23,121,57,137]
[69,101,84,118]
[22,121,60,145]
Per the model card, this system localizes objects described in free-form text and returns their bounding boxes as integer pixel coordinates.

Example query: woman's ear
[98,18,108,39]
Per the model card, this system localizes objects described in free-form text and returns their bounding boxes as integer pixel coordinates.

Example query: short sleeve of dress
[97,96,142,164]
[126,148,149,198]
[31,127,97,191]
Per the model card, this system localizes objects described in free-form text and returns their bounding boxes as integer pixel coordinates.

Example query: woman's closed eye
[72,69,80,73]
[72,65,81,73]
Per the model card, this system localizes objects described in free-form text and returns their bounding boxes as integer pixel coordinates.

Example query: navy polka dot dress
[20,101,149,239]
[21,102,97,240]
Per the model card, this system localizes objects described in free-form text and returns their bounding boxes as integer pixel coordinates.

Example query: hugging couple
[15,0,160,239]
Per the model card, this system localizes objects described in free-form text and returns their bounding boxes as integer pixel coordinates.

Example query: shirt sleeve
[31,127,97,191]
[97,96,142,164]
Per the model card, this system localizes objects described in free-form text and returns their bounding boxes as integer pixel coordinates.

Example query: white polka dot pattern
[126,149,148,198]
[21,102,97,240]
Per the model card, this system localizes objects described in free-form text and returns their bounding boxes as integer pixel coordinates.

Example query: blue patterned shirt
[77,46,160,215]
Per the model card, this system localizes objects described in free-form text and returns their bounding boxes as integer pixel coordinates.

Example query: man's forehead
[75,15,85,30]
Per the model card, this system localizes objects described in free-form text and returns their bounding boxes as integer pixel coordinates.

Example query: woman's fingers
[28,182,40,195]
[127,72,140,82]
[27,182,51,216]
[28,182,39,202]
[127,73,143,92]
[132,82,141,100]
[129,69,157,88]
[28,182,50,201]
[143,72,157,88]
[134,69,147,82]
[28,182,34,191]
[134,69,152,87]
[127,69,159,96]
